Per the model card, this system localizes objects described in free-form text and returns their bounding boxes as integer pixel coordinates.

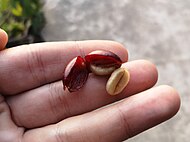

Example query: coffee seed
[106,68,130,95]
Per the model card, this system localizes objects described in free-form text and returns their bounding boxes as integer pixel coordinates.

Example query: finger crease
[48,83,71,121]
[26,46,47,85]
[48,84,62,122]
[116,105,132,139]
[55,124,69,142]
[34,48,48,83]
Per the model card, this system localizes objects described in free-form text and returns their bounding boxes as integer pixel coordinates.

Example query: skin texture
[0,29,180,142]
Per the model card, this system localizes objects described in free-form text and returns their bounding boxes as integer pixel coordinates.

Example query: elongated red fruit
[63,56,89,92]
[85,50,122,75]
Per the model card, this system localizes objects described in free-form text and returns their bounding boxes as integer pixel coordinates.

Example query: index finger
[0,40,128,95]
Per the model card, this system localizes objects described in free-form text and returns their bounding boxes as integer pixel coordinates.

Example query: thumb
[0,28,8,50]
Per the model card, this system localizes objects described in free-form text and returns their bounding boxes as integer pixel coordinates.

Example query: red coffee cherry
[85,50,122,75]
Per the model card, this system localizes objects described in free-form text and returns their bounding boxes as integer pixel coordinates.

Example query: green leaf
[11,2,22,16]
[0,0,10,11]
[1,0,45,46]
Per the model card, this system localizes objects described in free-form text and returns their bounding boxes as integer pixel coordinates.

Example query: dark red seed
[63,56,89,92]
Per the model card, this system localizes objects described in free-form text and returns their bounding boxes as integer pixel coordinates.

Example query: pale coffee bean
[106,68,130,95]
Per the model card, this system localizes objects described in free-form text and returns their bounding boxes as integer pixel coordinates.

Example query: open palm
[0,30,180,142]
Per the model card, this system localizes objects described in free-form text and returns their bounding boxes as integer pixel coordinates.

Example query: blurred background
[42,1,190,141]
[1,0,190,141]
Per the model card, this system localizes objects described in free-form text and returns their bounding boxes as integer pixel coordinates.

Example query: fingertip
[138,59,158,77]
[0,28,8,50]
[140,59,158,84]
[104,40,129,62]
[140,85,181,123]
[121,60,158,96]
[114,85,181,138]
[104,40,128,61]
[157,85,181,116]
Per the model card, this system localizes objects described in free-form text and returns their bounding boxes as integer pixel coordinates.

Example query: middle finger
[7,60,158,128]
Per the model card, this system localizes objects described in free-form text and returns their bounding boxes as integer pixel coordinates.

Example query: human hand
[0,30,180,142]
